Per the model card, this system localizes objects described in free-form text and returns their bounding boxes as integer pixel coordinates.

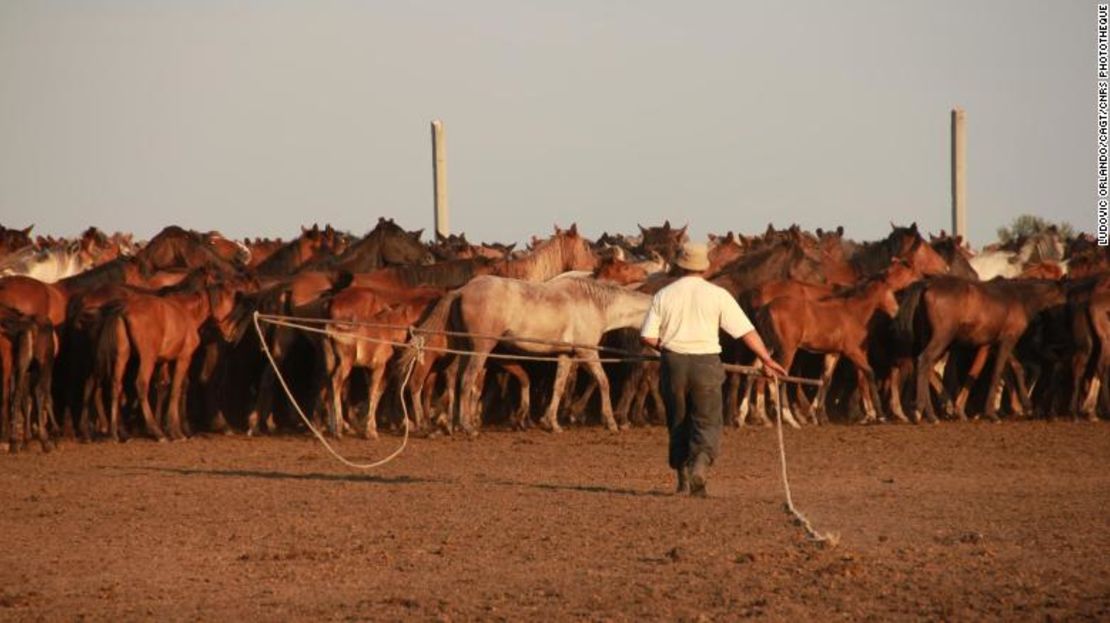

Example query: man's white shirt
[639,276,754,355]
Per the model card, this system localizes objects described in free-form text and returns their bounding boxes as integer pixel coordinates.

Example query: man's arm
[641,336,661,351]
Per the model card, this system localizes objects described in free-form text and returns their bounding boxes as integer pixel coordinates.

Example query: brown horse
[252,224,346,275]
[306,218,433,273]
[135,226,244,276]
[636,220,688,263]
[1067,276,1110,419]
[0,225,34,261]
[320,288,442,439]
[1,308,54,453]
[896,277,1067,423]
[92,284,232,441]
[754,272,901,426]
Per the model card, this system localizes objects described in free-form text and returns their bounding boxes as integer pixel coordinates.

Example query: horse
[928,232,978,280]
[636,221,688,263]
[846,222,950,279]
[970,229,1067,280]
[752,271,902,427]
[320,288,443,439]
[90,281,235,441]
[492,224,598,281]
[134,226,244,277]
[252,224,344,276]
[412,275,651,435]
[0,225,34,261]
[303,218,433,273]
[896,277,1067,423]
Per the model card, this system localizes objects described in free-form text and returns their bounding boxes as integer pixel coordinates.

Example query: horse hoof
[41,440,54,453]
[5,443,15,455]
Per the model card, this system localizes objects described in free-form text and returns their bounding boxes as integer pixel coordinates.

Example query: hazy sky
[0,1,1091,247]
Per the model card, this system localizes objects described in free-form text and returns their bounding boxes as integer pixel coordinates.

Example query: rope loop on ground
[774,381,840,547]
[252,311,410,470]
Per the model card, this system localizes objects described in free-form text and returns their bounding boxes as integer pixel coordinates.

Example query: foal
[754,273,901,425]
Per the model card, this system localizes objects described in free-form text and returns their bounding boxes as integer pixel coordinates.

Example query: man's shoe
[675,466,690,494]
[689,453,710,498]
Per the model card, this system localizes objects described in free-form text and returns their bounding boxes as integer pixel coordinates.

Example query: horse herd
[0,218,1106,454]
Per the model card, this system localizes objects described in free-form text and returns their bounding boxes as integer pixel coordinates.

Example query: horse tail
[753,304,782,360]
[396,289,459,374]
[94,306,129,381]
[893,280,926,344]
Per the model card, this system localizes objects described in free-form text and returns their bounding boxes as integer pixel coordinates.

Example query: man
[640,241,786,497]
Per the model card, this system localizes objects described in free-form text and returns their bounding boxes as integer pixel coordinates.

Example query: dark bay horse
[896,277,1067,423]
[303,218,433,274]
[135,226,244,276]
[252,224,345,276]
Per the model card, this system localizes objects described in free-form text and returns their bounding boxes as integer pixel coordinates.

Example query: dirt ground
[1,421,1109,621]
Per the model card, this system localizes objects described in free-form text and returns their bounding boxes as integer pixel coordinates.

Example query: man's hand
[760,355,788,378]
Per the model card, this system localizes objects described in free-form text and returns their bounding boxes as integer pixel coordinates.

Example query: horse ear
[568,223,578,236]
[910,222,918,232]
[505,243,516,252]
[836,225,844,236]
[412,228,424,239]
[638,224,647,234]
[677,224,688,237]
[663,220,671,230]
[22,225,33,236]
[890,221,896,230]
[815,227,824,237]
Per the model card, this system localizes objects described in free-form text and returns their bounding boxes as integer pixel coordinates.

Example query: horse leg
[328,354,352,440]
[498,363,531,430]
[362,363,388,440]
[1006,357,1034,418]
[846,350,880,424]
[166,356,190,440]
[581,357,617,432]
[725,372,740,426]
[541,356,573,433]
[951,345,989,421]
[982,340,1017,422]
[459,351,490,436]
[914,336,948,424]
[567,373,597,426]
[133,357,166,442]
[647,368,665,423]
[811,353,840,424]
[737,374,755,426]
[614,363,643,428]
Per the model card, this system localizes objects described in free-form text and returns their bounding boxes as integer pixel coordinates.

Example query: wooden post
[431,120,449,239]
[951,107,967,240]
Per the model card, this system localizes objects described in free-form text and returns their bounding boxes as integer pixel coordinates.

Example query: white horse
[417,275,651,434]
[0,243,92,283]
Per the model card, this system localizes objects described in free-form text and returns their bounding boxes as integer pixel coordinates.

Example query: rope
[774,380,839,547]
[255,312,640,356]
[257,314,651,365]
[253,308,839,548]
[252,311,412,470]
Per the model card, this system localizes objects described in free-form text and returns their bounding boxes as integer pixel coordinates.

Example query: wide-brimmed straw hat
[676,242,710,272]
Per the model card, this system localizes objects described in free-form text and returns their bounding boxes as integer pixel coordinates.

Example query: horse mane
[497,235,565,281]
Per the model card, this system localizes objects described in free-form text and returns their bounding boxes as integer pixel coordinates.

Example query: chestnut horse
[753,272,902,426]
